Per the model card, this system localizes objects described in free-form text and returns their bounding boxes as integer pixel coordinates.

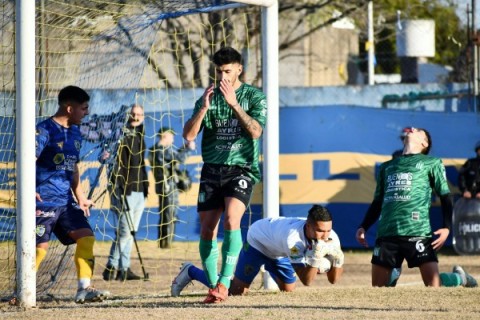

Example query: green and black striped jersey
[373,153,451,237]
[191,83,267,183]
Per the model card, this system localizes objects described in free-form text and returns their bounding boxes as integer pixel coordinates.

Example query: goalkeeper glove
[312,239,330,259]
[305,240,326,268]
[324,245,344,268]
[306,240,344,269]
[317,257,332,273]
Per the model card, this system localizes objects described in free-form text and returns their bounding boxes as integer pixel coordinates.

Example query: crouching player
[171,204,344,298]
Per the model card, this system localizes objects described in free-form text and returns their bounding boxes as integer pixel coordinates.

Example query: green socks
[199,230,243,289]
[219,229,242,288]
[440,272,463,287]
[199,238,219,288]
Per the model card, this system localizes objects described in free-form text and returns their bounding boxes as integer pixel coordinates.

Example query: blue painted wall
[2,84,478,248]
[84,105,480,248]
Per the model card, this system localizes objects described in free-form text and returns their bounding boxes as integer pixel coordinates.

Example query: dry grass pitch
[1,242,479,319]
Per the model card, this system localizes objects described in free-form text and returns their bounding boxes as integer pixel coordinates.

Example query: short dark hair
[158,127,176,135]
[213,47,243,66]
[474,141,480,152]
[419,128,432,155]
[307,204,332,223]
[58,86,90,106]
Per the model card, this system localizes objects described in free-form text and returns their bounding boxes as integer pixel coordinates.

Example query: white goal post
[16,0,37,308]
[227,0,279,222]
[227,0,279,291]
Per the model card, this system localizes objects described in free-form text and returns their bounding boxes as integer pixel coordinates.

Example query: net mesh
[0,0,264,300]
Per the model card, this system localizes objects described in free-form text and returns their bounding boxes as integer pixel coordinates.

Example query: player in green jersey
[356,127,477,288]
[183,47,267,303]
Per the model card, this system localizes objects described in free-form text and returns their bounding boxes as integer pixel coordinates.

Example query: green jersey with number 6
[373,153,451,237]
[192,83,267,183]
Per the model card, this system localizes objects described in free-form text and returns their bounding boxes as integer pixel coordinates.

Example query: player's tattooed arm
[230,103,262,139]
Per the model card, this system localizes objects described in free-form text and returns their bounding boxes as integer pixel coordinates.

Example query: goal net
[0,0,268,300]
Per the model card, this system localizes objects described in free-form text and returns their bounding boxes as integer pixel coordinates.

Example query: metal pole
[467,4,473,110]
[38,0,46,116]
[15,0,37,308]
[261,1,280,291]
[120,198,149,280]
[473,0,478,112]
[367,0,375,85]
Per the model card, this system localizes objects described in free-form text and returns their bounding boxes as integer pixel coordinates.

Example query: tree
[31,0,470,89]
[243,0,469,82]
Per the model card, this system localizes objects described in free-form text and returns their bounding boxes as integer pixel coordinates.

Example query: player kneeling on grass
[171,204,344,298]
[355,127,477,288]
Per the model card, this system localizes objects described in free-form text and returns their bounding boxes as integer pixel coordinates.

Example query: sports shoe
[116,268,142,281]
[102,265,117,281]
[75,287,110,304]
[203,283,228,304]
[453,265,478,288]
[171,262,193,297]
[387,267,402,287]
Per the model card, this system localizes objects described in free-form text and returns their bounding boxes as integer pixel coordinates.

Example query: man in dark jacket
[149,127,195,249]
[103,104,149,281]
[458,142,480,199]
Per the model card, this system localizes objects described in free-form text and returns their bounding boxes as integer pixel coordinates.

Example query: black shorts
[371,236,438,269]
[197,163,254,211]
[36,203,92,246]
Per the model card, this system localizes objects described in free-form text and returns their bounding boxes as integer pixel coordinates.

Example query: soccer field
[2,242,480,320]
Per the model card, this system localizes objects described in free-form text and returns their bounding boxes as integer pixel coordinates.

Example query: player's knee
[229,287,248,296]
[229,278,249,295]
[69,228,94,240]
[281,283,296,292]
[423,278,441,287]
[302,280,313,287]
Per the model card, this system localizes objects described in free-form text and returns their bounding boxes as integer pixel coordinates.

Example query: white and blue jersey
[36,117,82,208]
[247,217,340,265]
[234,217,341,285]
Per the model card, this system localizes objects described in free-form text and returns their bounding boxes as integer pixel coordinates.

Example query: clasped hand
[306,240,344,269]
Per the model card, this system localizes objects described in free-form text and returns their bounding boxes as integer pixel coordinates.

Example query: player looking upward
[356,127,477,288]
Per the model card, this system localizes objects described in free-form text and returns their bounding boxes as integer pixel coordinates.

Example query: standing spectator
[102,104,148,281]
[355,127,477,288]
[148,127,195,249]
[458,141,480,199]
[171,204,344,297]
[183,46,267,303]
[35,85,110,304]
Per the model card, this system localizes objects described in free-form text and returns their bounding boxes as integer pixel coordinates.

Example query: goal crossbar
[227,0,277,7]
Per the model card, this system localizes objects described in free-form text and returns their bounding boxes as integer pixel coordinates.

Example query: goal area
[4,0,279,307]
